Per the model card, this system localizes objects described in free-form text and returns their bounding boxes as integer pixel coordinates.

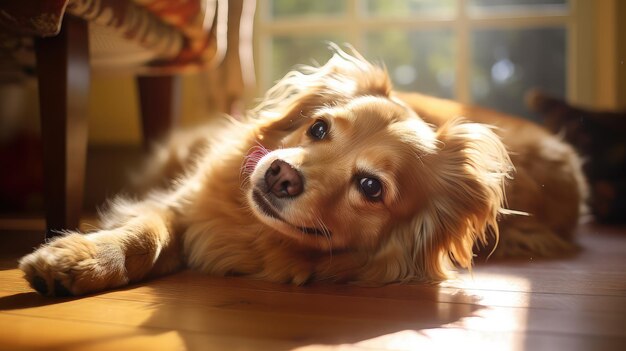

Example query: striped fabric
[0,0,222,73]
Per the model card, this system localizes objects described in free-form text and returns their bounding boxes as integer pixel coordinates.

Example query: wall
[618,0,626,109]
[87,74,212,145]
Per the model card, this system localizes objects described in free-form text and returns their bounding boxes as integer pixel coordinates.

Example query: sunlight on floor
[296,274,531,351]
[444,272,532,307]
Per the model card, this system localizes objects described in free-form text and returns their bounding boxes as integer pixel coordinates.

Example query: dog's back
[396,91,587,257]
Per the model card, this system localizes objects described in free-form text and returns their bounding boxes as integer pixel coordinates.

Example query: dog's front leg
[19,203,182,297]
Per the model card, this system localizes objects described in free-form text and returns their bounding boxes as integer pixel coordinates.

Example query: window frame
[254,0,601,108]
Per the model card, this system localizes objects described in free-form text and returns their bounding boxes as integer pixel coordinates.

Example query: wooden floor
[0,223,625,351]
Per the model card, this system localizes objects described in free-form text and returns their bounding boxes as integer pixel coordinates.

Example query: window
[255,0,592,120]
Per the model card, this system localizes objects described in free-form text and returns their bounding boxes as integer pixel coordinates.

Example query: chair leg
[137,75,181,150]
[35,16,90,239]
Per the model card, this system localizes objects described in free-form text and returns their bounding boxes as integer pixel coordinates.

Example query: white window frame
[255,0,604,108]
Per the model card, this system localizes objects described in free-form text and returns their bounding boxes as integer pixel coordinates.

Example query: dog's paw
[19,233,128,296]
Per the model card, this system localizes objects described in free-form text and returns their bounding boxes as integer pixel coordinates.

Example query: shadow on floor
[137,272,485,349]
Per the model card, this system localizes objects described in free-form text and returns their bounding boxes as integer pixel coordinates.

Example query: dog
[19,47,587,296]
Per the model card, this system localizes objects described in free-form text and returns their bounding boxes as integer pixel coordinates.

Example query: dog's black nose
[265,159,303,197]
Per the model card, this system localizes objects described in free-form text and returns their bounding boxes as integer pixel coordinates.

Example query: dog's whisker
[318,219,332,254]
[312,214,333,261]
[238,200,255,214]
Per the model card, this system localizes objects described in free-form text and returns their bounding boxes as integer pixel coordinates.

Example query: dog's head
[244,47,512,280]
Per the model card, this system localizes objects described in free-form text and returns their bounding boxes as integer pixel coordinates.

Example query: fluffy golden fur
[20,48,587,296]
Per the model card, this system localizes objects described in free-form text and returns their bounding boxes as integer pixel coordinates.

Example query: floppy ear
[400,119,513,281]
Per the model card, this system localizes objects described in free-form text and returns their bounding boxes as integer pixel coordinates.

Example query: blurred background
[258,0,623,115]
[0,0,624,231]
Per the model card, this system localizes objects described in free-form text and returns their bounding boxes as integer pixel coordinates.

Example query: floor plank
[0,223,625,350]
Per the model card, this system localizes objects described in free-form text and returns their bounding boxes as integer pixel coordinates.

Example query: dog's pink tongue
[244,146,270,174]
[247,147,268,160]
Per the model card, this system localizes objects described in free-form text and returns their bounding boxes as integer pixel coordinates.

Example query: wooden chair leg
[137,75,181,150]
[35,16,90,239]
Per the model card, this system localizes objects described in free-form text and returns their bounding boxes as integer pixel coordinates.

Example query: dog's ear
[252,46,391,137]
[396,120,513,281]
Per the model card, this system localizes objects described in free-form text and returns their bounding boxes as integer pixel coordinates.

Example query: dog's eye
[359,177,383,201]
[309,120,329,140]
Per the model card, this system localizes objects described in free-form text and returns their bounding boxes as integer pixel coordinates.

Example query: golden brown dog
[19,48,587,296]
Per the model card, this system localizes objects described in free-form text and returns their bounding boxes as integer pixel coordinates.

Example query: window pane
[271,0,346,19]
[270,36,347,86]
[364,0,455,17]
[365,30,456,98]
[469,0,568,12]
[470,27,566,120]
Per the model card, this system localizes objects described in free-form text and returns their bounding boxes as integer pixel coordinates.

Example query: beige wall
[618,0,626,109]
[87,74,212,145]
[592,0,623,110]
[87,76,139,145]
